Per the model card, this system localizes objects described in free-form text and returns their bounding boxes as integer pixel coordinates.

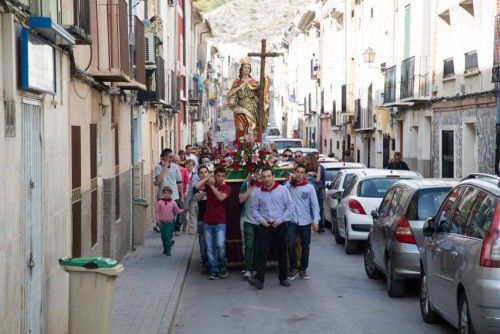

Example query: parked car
[272,138,303,153]
[263,126,281,143]
[336,169,422,254]
[419,173,500,333]
[289,147,319,155]
[325,166,367,241]
[364,179,456,297]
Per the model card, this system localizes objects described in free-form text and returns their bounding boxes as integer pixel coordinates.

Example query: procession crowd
[153,140,328,289]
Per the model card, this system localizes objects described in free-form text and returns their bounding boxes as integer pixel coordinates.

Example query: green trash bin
[133,196,150,245]
[59,257,124,334]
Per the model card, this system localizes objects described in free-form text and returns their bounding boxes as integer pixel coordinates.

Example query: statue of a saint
[227,57,269,140]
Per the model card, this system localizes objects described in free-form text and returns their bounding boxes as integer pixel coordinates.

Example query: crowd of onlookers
[153,140,330,288]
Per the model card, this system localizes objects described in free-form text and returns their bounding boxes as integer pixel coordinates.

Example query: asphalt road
[172,232,456,334]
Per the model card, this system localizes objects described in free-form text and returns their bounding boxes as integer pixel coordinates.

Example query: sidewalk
[111,228,195,334]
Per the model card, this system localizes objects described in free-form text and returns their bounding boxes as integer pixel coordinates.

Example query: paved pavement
[172,232,456,334]
[111,228,195,334]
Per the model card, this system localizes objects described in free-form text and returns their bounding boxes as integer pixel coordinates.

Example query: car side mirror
[371,210,379,219]
[422,217,436,237]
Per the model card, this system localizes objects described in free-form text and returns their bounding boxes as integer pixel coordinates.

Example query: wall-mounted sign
[20,28,56,94]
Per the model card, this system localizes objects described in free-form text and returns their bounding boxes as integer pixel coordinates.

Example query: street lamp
[363,47,376,63]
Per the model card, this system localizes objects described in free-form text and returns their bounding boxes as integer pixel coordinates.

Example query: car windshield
[417,188,452,221]
[274,140,301,149]
[358,178,408,198]
[325,169,339,182]
[267,128,280,136]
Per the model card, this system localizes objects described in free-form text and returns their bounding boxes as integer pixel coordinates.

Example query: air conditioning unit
[145,33,155,64]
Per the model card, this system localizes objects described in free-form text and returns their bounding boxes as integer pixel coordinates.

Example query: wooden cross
[248,39,283,140]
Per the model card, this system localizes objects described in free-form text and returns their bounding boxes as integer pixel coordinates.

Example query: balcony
[383,66,396,104]
[494,15,500,82]
[399,56,431,103]
[91,0,130,83]
[168,70,178,112]
[137,56,166,104]
[119,16,146,91]
[62,0,92,44]
[188,89,201,106]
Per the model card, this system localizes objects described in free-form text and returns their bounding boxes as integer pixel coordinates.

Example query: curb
[158,236,196,334]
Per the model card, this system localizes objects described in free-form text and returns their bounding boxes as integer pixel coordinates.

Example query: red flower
[246,162,256,170]
[258,149,266,156]
[231,162,241,169]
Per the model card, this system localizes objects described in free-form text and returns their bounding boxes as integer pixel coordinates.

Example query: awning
[28,16,75,46]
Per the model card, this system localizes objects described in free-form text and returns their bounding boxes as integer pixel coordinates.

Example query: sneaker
[220,268,228,279]
[248,277,263,290]
[242,271,252,280]
[240,269,246,274]
[208,272,219,280]
[299,271,311,280]
[279,279,291,287]
[174,231,181,236]
[288,269,299,280]
[165,252,171,256]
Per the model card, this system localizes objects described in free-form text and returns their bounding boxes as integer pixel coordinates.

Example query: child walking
[155,186,185,256]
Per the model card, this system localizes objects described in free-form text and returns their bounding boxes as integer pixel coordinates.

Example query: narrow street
[172,233,455,334]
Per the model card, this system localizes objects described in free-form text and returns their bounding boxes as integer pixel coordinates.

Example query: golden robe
[227,78,269,139]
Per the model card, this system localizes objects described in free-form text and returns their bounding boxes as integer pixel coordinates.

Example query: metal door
[22,99,43,334]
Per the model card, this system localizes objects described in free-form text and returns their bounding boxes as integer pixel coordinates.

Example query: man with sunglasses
[282,149,293,161]
[294,150,305,164]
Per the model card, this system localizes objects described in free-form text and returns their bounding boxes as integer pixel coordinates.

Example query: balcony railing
[400,56,430,101]
[400,57,415,99]
[65,0,91,44]
[137,56,165,104]
[493,15,500,82]
[384,66,396,104]
[119,16,146,90]
[189,89,200,104]
[91,0,130,82]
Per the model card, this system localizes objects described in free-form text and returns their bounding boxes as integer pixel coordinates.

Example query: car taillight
[348,199,366,215]
[480,204,500,268]
[396,216,416,244]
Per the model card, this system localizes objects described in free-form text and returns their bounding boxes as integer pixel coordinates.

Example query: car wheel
[333,217,344,244]
[330,210,336,235]
[419,269,441,324]
[459,293,476,334]
[386,257,405,297]
[364,242,383,279]
[344,221,358,254]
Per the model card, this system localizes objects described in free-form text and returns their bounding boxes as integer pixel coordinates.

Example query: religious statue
[227,57,269,140]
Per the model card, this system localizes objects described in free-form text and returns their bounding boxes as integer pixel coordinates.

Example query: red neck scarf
[261,182,280,192]
[291,178,308,187]
[162,198,173,203]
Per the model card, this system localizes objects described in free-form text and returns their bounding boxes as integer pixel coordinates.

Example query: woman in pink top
[155,186,185,256]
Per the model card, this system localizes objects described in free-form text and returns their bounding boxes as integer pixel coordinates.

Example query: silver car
[420,174,500,333]
[364,179,456,297]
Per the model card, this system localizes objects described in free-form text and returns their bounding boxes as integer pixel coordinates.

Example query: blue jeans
[197,221,208,269]
[288,223,312,271]
[204,223,227,274]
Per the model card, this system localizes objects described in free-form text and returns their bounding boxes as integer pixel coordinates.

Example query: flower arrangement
[213,137,277,171]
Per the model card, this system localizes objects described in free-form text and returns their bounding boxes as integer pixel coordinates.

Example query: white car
[324,166,367,240]
[272,138,303,153]
[263,126,281,143]
[336,169,423,254]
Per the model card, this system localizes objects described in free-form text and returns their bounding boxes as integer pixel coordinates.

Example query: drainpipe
[496,5,500,175]
[128,0,135,251]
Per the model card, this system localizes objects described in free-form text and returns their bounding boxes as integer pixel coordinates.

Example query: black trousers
[255,223,289,283]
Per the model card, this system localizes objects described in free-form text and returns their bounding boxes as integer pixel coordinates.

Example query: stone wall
[432,106,496,178]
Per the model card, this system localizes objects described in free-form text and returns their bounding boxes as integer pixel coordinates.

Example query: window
[443,58,455,78]
[451,186,480,234]
[387,186,404,217]
[412,188,452,221]
[441,130,454,178]
[342,173,355,189]
[341,84,347,112]
[325,169,339,183]
[465,192,497,239]
[400,57,415,99]
[464,50,478,73]
[332,173,342,190]
[379,187,397,217]
[358,178,406,198]
[343,175,358,198]
[436,186,465,233]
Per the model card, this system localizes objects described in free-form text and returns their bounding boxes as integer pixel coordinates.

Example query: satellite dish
[197,41,207,72]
